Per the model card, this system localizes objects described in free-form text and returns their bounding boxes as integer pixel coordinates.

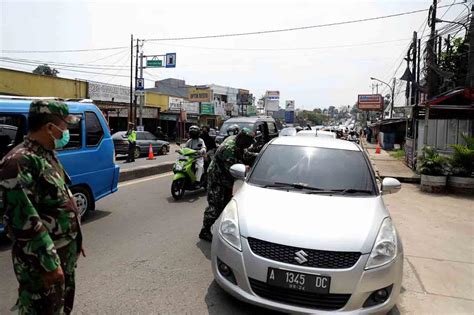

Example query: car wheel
[134,147,141,159]
[171,178,185,200]
[71,186,95,219]
[161,145,169,155]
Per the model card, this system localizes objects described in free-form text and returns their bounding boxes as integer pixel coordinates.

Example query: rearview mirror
[381,177,401,195]
[230,164,246,180]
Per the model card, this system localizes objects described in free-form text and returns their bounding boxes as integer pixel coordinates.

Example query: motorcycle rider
[185,125,206,185]
[198,128,256,242]
[221,124,240,145]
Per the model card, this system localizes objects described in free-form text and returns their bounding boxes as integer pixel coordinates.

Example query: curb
[119,162,174,183]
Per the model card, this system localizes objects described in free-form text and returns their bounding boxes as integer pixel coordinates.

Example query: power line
[2,46,130,54]
[0,57,130,70]
[144,3,463,42]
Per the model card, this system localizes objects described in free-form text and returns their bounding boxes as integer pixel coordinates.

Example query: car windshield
[249,144,375,195]
[219,122,255,134]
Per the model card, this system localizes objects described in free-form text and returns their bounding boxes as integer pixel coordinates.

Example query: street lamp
[370,77,395,119]
[435,18,469,33]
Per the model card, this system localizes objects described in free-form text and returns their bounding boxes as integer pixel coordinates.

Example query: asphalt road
[117,144,179,170]
[0,173,278,314]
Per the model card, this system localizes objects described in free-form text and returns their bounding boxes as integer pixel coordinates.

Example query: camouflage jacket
[208,139,245,188]
[0,137,82,272]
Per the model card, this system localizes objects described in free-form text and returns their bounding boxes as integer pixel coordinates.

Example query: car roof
[271,136,361,151]
[0,99,100,113]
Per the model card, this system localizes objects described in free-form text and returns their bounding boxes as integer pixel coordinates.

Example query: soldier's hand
[42,266,65,288]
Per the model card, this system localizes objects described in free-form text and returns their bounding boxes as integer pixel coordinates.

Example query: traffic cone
[147,144,156,160]
[375,141,381,154]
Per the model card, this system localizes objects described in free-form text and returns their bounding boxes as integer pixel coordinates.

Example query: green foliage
[449,134,474,177]
[296,110,328,126]
[438,37,468,89]
[32,64,59,77]
[418,146,447,176]
[390,149,405,160]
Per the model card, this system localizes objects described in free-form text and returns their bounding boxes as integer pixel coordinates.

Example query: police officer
[0,100,84,314]
[125,122,137,163]
[199,128,255,241]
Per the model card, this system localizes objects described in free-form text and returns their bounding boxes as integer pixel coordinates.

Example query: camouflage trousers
[12,240,78,315]
[202,181,233,230]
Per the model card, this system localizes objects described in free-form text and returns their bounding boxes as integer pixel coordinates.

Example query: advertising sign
[168,97,184,111]
[285,100,295,111]
[182,101,199,114]
[285,111,295,123]
[189,87,211,102]
[265,90,280,112]
[88,81,130,103]
[357,94,383,111]
[200,102,215,115]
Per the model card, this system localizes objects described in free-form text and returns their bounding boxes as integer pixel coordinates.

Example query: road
[0,173,277,314]
[117,143,179,170]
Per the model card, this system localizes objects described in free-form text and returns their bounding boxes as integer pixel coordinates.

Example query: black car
[113,131,170,159]
[215,116,279,145]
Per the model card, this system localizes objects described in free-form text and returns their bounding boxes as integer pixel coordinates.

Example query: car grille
[249,278,350,310]
[247,237,361,269]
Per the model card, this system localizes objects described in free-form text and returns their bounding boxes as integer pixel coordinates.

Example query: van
[0,97,120,221]
[215,116,279,145]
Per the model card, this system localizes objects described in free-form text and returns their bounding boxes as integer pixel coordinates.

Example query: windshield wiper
[263,182,326,191]
[304,188,373,195]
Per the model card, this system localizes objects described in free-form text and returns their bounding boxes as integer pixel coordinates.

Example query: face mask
[50,124,70,149]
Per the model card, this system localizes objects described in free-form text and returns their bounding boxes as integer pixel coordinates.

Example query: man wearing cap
[199,128,255,241]
[0,100,84,314]
[125,122,137,163]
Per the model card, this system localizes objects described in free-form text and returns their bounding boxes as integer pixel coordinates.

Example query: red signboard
[357,94,383,111]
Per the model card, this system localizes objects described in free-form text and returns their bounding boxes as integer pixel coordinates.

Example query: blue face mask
[50,124,70,149]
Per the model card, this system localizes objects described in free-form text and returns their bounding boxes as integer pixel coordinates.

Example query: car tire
[71,186,95,219]
[134,147,141,159]
[161,145,169,155]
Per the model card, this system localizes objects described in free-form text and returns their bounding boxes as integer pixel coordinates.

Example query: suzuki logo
[294,250,309,264]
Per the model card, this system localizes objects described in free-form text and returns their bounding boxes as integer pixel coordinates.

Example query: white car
[211,136,403,314]
[296,129,337,139]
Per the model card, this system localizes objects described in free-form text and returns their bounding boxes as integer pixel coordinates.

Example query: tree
[33,64,59,77]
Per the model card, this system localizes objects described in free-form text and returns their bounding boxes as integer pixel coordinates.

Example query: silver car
[211,136,403,314]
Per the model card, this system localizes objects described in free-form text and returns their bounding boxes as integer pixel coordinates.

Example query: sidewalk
[361,138,420,183]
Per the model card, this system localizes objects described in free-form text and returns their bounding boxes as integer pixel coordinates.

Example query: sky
[0,0,470,109]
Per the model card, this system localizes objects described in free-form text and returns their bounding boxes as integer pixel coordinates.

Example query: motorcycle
[171,144,208,200]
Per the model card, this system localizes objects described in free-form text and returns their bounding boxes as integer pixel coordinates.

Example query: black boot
[199,227,213,242]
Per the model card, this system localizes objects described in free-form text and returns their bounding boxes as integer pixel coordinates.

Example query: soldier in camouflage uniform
[0,100,84,314]
[199,128,256,241]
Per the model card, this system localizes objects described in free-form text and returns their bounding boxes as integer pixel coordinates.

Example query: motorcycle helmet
[189,125,200,139]
[235,127,256,149]
[227,124,240,136]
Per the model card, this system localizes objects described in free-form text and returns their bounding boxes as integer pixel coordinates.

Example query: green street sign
[147,60,162,67]
[200,102,215,115]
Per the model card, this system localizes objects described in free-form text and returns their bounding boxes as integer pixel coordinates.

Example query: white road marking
[119,172,174,188]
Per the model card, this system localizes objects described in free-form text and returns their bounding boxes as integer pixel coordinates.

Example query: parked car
[113,131,170,159]
[0,97,120,221]
[211,136,403,314]
[215,116,279,145]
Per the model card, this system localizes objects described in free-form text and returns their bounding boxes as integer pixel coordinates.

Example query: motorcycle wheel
[171,178,186,200]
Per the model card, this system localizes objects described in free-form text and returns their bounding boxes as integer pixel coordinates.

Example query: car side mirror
[381,177,401,195]
[230,164,246,180]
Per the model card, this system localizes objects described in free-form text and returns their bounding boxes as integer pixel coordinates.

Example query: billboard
[88,81,130,103]
[169,97,184,111]
[265,90,280,111]
[357,94,383,111]
[188,87,211,102]
[285,111,295,124]
[285,100,295,111]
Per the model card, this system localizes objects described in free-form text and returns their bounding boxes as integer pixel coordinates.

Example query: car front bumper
[211,232,403,314]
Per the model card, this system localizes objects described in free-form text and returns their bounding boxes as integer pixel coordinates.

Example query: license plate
[267,268,331,294]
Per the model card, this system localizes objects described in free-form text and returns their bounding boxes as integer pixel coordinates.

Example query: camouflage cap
[239,127,255,137]
[29,100,79,124]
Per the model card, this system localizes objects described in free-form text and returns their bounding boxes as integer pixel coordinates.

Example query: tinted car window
[85,112,104,146]
[61,114,83,150]
[249,145,375,193]
[136,132,146,141]
[0,114,25,159]
[145,132,157,140]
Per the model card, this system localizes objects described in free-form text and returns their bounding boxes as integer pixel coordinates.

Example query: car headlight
[365,218,398,270]
[219,200,241,251]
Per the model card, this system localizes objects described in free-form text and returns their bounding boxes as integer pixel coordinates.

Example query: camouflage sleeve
[220,147,241,171]
[6,155,60,272]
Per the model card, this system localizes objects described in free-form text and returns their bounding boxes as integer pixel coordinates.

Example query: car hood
[235,183,388,253]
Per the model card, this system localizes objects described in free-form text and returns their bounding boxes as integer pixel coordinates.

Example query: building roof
[146,78,191,99]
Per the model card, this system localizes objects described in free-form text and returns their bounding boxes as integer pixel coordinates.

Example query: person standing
[0,100,84,314]
[125,122,137,163]
[199,128,255,241]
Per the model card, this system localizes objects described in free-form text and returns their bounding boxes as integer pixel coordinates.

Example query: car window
[249,144,375,194]
[61,114,83,150]
[85,112,104,147]
[0,114,26,159]
[145,132,157,140]
[267,122,277,134]
[136,132,146,141]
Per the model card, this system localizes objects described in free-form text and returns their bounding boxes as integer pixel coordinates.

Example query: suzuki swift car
[211,136,403,314]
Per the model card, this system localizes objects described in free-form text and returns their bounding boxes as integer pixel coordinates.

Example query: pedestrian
[198,128,256,241]
[0,100,85,314]
[125,122,137,163]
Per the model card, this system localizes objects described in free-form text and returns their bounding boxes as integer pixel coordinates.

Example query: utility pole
[139,49,144,126]
[134,39,139,125]
[411,31,418,106]
[390,77,396,119]
[467,4,474,89]
[427,0,438,99]
[130,34,134,123]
